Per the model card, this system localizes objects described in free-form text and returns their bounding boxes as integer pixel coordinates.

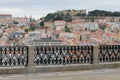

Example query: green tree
[99,24,106,30]
[45,13,55,21]
[29,22,37,31]
[88,10,120,17]
[75,13,86,16]
[53,14,63,21]
[66,13,70,16]
[45,26,48,29]
[31,27,35,31]
[13,21,19,24]
[80,35,82,41]
[65,27,71,32]
[56,34,60,39]
[39,21,44,27]
[43,11,72,22]
[25,28,30,32]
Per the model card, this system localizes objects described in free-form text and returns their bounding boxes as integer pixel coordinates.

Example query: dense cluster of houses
[44,19,120,45]
[0,14,120,46]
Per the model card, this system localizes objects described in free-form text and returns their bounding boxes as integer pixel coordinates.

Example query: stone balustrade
[0,45,120,74]
[0,46,28,67]
[34,46,93,65]
[98,45,120,62]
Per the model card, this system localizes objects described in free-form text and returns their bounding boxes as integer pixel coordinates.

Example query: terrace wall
[0,45,120,74]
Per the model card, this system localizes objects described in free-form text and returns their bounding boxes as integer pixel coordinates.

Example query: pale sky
[0,0,120,19]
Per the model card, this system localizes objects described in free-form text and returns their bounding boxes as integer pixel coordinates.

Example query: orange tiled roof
[0,14,12,16]
[54,20,66,22]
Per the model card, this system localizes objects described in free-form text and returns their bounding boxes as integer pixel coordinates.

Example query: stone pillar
[26,46,36,73]
[93,45,99,69]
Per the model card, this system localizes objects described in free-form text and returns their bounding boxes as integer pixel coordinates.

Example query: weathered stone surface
[1,68,120,80]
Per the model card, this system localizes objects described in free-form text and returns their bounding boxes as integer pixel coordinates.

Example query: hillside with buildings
[39,9,120,46]
[41,10,120,23]
[0,10,120,46]
[41,9,87,22]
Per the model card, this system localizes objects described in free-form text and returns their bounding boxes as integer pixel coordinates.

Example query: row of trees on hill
[42,10,120,23]
[88,10,120,16]
[39,10,120,27]
[43,13,72,22]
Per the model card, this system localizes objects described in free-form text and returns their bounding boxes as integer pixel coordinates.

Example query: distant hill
[41,9,87,22]
[88,10,120,16]
[39,10,120,26]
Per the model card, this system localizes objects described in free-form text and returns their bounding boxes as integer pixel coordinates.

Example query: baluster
[112,53,115,62]
[86,54,90,63]
[5,47,10,66]
[80,54,84,64]
[77,50,80,63]
[47,47,50,65]
[12,47,16,66]
[16,47,19,65]
[34,47,39,65]
[2,47,6,66]
[39,47,42,65]
[40,52,43,65]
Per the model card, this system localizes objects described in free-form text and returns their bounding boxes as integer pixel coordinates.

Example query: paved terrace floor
[1,68,120,80]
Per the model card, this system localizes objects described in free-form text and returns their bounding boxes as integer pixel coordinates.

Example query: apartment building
[54,20,66,31]
[84,22,99,31]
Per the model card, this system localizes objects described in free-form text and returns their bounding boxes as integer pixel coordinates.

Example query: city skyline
[0,0,120,19]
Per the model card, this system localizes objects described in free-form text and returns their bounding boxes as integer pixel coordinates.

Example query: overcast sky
[0,0,120,19]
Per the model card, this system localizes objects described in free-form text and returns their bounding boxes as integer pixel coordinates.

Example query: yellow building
[44,22,53,29]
